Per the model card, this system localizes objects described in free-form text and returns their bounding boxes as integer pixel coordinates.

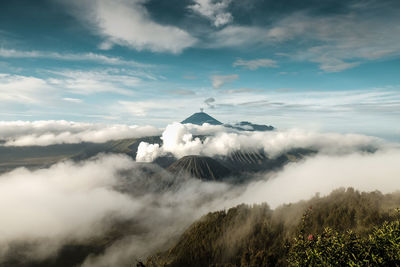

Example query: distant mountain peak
[181,111,222,126]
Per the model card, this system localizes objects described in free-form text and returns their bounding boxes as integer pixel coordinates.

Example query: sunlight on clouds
[64,0,196,53]
[189,0,233,27]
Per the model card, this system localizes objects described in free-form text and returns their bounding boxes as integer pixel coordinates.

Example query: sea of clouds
[0,120,399,266]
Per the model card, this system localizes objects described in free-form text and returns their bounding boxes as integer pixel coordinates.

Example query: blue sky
[0,0,399,139]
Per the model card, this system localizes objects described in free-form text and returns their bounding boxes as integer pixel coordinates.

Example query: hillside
[146,188,400,266]
[216,148,313,175]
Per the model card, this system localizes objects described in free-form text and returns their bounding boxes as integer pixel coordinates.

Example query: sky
[0,0,399,140]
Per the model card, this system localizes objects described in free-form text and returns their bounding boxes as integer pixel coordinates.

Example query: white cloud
[237,149,400,208]
[0,154,138,261]
[210,25,268,48]
[136,142,161,162]
[0,74,53,104]
[49,70,139,96]
[0,123,399,265]
[233,58,278,70]
[220,88,261,94]
[0,69,146,106]
[0,48,148,67]
[169,89,196,95]
[118,99,202,118]
[267,7,400,71]
[62,97,83,103]
[210,3,400,72]
[118,101,165,117]
[65,0,196,53]
[0,120,161,146]
[211,74,238,88]
[0,153,232,264]
[189,0,233,27]
[136,122,384,162]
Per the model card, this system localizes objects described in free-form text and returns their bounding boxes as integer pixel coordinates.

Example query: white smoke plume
[136,122,384,161]
[0,121,161,146]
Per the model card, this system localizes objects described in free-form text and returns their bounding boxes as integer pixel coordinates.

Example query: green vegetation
[146,188,400,267]
[288,207,400,266]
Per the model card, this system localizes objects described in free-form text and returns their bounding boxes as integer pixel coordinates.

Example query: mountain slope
[181,112,222,125]
[216,148,314,175]
[167,155,230,180]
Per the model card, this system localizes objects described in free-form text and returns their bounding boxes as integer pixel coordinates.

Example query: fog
[236,149,400,208]
[0,121,161,146]
[0,154,236,265]
[1,149,400,265]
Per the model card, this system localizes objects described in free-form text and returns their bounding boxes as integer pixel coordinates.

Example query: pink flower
[308,234,314,241]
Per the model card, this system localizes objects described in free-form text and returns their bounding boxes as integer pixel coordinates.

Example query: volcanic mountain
[181,111,222,125]
[167,155,230,181]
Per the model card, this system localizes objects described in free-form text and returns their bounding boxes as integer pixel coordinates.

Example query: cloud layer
[65,0,196,53]
[136,122,384,162]
[0,153,233,265]
[233,58,278,70]
[237,149,400,208]
[0,121,160,146]
[0,133,399,265]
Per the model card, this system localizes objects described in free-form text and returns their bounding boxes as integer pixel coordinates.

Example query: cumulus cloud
[211,74,238,88]
[0,121,160,146]
[233,58,278,70]
[189,0,233,27]
[136,122,384,162]
[64,0,196,53]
